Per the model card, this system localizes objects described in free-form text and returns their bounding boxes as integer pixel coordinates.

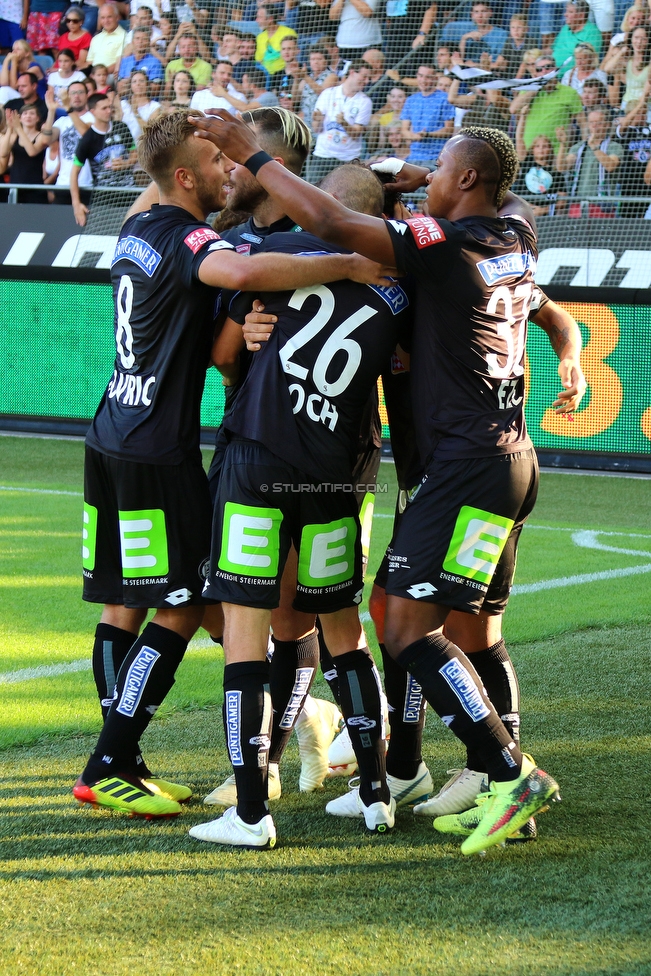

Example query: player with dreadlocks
[189,118,581,853]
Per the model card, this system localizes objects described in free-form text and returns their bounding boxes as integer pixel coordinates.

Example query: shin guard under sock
[380,642,426,780]
[223,660,272,824]
[397,634,523,783]
[269,632,319,764]
[335,648,388,806]
[82,623,187,784]
[466,639,521,774]
[317,624,340,704]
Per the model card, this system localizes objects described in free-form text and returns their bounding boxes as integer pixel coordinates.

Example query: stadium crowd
[1,0,651,212]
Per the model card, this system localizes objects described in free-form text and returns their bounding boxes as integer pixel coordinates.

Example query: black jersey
[226,232,409,482]
[386,212,538,464]
[86,204,234,465]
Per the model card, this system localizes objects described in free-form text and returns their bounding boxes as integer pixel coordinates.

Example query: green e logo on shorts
[442,506,514,585]
[119,508,169,577]
[82,502,98,571]
[298,517,357,587]
[218,502,282,577]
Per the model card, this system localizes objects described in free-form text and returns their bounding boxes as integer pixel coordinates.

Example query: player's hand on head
[553,359,586,413]
[348,252,401,286]
[243,301,277,351]
[189,110,262,163]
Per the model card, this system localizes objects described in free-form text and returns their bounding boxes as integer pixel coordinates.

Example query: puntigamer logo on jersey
[406,216,446,249]
[477,252,536,286]
[112,236,162,277]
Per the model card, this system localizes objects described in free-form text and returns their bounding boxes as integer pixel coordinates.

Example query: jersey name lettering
[406,216,446,248]
[184,227,221,253]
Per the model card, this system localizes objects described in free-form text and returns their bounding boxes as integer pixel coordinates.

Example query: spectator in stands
[288,0,331,56]
[456,83,511,130]
[0,38,44,94]
[125,6,163,51]
[117,26,164,94]
[385,0,437,67]
[328,0,382,62]
[620,4,647,33]
[118,68,160,139]
[26,0,68,55]
[307,58,372,181]
[366,83,406,151]
[586,0,615,38]
[515,125,567,213]
[556,105,622,212]
[615,86,651,213]
[255,4,298,77]
[510,55,583,149]
[400,62,455,164]
[320,34,349,76]
[553,0,603,70]
[298,43,337,125]
[57,6,92,68]
[47,48,87,105]
[540,0,570,50]
[0,97,55,199]
[459,3,507,67]
[231,33,257,87]
[90,63,111,92]
[516,47,543,78]
[603,23,651,107]
[270,36,304,94]
[213,26,240,63]
[3,69,46,119]
[561,41,608,91]
[87,4,128,79]
[70,90,136,226]
[0,0,28,54]
[241,64,280,105]
[575,75,610,132]
[164,28,211,94]
[50,78,92,201]
[493,14,530,76]
[189,59,247,112]
[165,20,210,64]
[167,66,194,105]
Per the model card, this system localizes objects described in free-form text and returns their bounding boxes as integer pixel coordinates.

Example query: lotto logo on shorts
[406,216,446,249]
[440,658,490,723]
[442,506,514,585]
[219,503,282,578]
[116,646,160,717]
[118,508,169,578]
[297,517,357,587]
[184,227,221,253]
[82,502,98,571]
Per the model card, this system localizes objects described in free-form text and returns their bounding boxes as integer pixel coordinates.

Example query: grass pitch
[1,435,650,976]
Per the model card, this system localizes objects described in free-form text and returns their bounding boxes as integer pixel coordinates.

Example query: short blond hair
[138,108,205,190]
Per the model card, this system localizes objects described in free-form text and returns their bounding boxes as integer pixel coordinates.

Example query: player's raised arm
[530,295,586,413]
[189,112,398,267]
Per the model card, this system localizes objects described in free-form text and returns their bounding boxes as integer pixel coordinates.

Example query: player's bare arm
[189,113,397,266]
[211,316,246,385]
[531,298,586,413]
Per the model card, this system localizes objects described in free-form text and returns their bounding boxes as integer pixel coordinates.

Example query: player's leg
[383,453,559,852]
[92,605,147,722]
[75,450,212,817]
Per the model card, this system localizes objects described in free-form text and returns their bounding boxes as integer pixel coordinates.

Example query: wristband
[244,150,273,175]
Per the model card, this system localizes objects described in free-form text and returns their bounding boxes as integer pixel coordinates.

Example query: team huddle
[73,105,586,855]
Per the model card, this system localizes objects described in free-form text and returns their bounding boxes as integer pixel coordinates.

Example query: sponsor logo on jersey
[406,216,446,248]
[112,236,162,277]
[387,219,408,235]
[241,232,264,244]
[184,227,221,253]
[368,282,409,315]
[236,243,251,255]
[477,251,536,286]
[225,690,244,766]
[439,658,490,723]
[165,587,192,605]
[115,646,160,717]
[406,581,437,598]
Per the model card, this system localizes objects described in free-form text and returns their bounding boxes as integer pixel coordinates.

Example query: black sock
[335,648,388,806]
[397,634,523,783]
[269,632,319,764]
[466,639,521,774]
[318,624,340,704]
[381,642,426,780]
[82,623,187,784]
[92,623,136,719]
[223,660,272,825]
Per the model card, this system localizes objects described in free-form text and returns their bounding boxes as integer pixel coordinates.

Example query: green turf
[1,436,651,976]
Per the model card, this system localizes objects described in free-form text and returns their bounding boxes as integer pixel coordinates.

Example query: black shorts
[385,449,539,614]
[204,439,363,613]
[374,485,411,591]
[83,446,213,608]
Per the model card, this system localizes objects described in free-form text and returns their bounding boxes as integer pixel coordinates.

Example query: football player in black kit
[189,114,584,853]
[188,163,411,848]
[73,109,395,820]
